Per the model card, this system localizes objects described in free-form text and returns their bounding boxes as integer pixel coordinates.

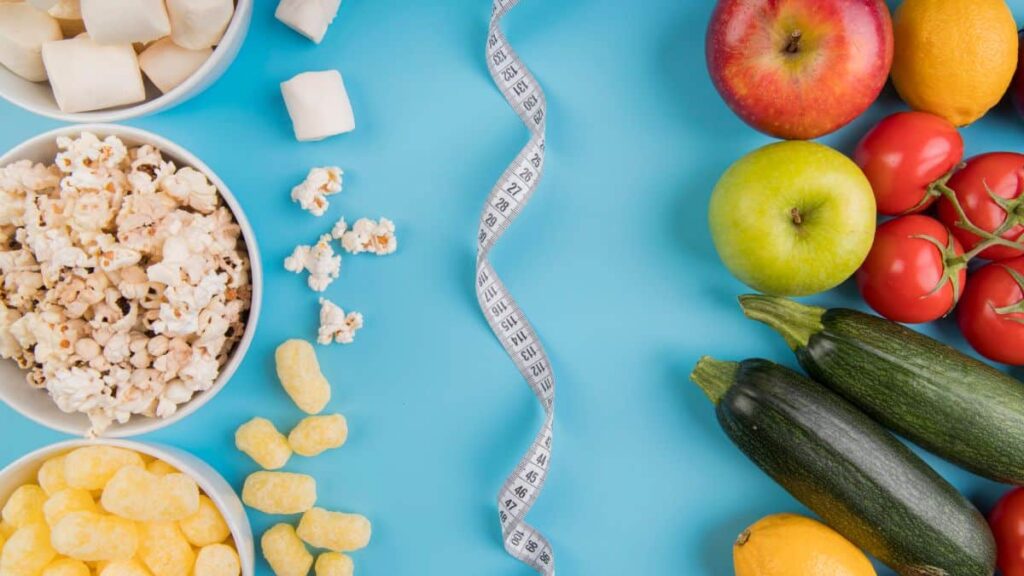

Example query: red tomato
[990,488,1024,576]
[958,257,1024,365]
[854,111,963,216]
[856,215,966,324]
[937,152,1024,261]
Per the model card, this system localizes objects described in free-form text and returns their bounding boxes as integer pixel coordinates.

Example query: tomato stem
[935,181,1024,259]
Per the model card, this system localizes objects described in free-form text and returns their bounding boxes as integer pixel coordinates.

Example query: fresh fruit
[890,0,1018,126]
[706,0,893,139]
[937,153,1024,261]
[853,111,963,215]
[740,294,1024,483]
[733,514,875,576]
[990,488,1024,576]
[1013,29,1024,118]
[855,215,966,324]
[691,357,996,576]
[708,141,876,296]
[958,257,1024,365]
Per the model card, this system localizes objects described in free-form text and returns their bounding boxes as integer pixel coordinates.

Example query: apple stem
[784,31,802,54]
[790,207,803,225]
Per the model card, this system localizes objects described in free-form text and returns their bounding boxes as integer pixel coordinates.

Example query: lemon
[733,514,876,576]
[891,0,1018,126]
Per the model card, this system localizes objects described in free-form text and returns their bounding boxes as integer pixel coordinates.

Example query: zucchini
[741,294,1024,484]
[692,357,995,576]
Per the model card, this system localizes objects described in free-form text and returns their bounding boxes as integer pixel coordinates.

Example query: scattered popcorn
[41,557,90,576]
[42,37,146,114]
[165,0,234,50]
[51,511,138,561]
[193,544,240,576]
[0,133,252,435]
[139,38,212,94]
[136,521,195,576]
[235,417,292,470]
[317,298,362,345]
[179,495,230,547]
[0,3,62,82]
[296,508,371,552]
[315,552,354,576]
[1,523,56,576]
[289,414,348,457]
[275,339,330,414]
[2,485,46,528]
[281,70,356,142]
[261,524,312,576]
[339,218,397,256]
[291,167,343,217]
[80,0,171,45]
[285,234,341,292]
[242,471,316,515]
[100,465,200,522]
[275,0,342,45]
[42,488,97,527]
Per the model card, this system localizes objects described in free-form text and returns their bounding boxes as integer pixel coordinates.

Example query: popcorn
[41,488,97,526]
[2,485,46,527]
[41,558,90,576]
[80,0,171,45]
[42,37,146,114]
[235,417,292,470]
[317,298,362,345]
[281,70,356,142]
[339,218,397,255]
[179,495,230,547]
[275,339,330,414]
[100,465,200,521]
[315,552,354,576]
[193,544,240,576]
[275,0,342,45]
[284,234,340,292]
[1,523,56,576]
[289,414,348,457]
[296,508,371,552]
[165,0,234,50]
[136,521,194,576]
[261,524,313,576]
[242,471,316,515]
[0,3,62,82]
[291,167,342,217]
[139,38,212,94]
[50,511,138,561]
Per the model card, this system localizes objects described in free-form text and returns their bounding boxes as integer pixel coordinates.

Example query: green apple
[709,141,876,296]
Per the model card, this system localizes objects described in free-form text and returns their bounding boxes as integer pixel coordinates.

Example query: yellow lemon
[733,514,876,576]
[891,0,1018,126]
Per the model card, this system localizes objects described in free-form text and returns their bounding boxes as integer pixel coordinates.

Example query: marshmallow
[47,0,84,36]
[275,0,341,45]
[166,0,234,50]
[0,3,62,82]
[281,70,355,142]
[139,37,211,93]
[81,0,170,45]
[29,0,59,9]
[42,35,146,113]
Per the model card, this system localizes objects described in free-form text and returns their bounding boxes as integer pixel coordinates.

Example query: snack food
[289,414,348,457]
[235,417,292,470]
[165,0,234,50]
[100,465,200,522]
[284,234,341,293]
[42,557,91,576]
[1,522,56,576]
[275,0,341,45]
[314,552,353,576]
[296,507,371,552]
[316,299,362,345]
[136,521,195,576]
[80,0,171,45]
[281,70,356,142]
[139,38,213,94]
[2,484,47,527]
[0,3,62,82]
[275,339,330,414]
[291,167,343,217]
[261,523,312,576]
[241,471,316,515]
[179,495,230,546]
[193,543,240,576]
[336,218,397,256]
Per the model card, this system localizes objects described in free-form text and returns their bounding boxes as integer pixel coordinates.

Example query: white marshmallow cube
[275,0,341,45]
[281,70,355,142]
[0,3,62,82]
[42,35,146,113]
[139,37,211,93]
[81,0,170,45]
[47,0,84,36]
[166,0,234,50]
[28,0,59,10]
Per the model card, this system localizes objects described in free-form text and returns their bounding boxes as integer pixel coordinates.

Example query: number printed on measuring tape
[477,0,557,574]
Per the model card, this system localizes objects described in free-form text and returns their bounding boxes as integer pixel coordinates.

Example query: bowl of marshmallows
[0,0,252,122]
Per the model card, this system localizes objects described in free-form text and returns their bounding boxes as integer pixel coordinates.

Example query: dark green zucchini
[741,294,1024,484]
[692,357,995,576]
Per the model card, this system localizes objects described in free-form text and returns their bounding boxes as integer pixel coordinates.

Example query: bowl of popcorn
[0,0,252,122]
[0,124,261,437]
[0,439,254,576]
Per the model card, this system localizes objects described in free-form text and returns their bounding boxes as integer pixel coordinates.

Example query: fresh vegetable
[989,488,1024,576]
[855,215,966,323]
[733,514,876,576]
[958,257,1024,364]
[740,294,1024,483]
[691,357,995,576]
[708,141,876,297]
[937,152,1024,261]
[853,111,963,215]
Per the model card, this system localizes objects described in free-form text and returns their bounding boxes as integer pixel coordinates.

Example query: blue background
[3,0,1024,574]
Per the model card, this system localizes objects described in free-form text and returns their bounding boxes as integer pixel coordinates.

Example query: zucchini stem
[739,295,825,350]
[690,357,738,405]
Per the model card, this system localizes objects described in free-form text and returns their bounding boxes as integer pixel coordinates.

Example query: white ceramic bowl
[0,438,255,574]
[0,124,263,437]
[0,0,252,123]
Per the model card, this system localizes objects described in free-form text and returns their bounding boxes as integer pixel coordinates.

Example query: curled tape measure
[476,0,556,573]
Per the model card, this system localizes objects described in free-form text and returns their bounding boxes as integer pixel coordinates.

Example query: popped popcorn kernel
[100,466,199,522]
[275,339,330,414]
[193,543,240,576]
[2,484,47,528]
[241,471,316,515]
[261,524,312,576]
[42,488,98,526]
[51,511,138,561]
[136,521,194,576]
[64,447,144,491]
[284,234,341,292]
[98,560,153,576]
[235,417,292,470]
[296,508,371,552]
[37,456,68,495]
[179,495,230,547]
[316,299,363,346]
[0,523,55,576]
[291,167,343,217]
[289,414,348,457]
[339,218,396,256]
[315,552,354,576]
[41,557,90,576]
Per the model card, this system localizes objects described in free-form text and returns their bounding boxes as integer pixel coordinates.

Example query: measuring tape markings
[477,0,557,574]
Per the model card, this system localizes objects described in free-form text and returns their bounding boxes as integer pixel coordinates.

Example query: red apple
[706,0,894,140]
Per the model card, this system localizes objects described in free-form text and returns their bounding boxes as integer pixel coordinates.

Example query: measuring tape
[476,0,556,574]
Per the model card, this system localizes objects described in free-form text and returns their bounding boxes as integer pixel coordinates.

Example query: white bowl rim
[0,123,263,438]
[0,0,253,123]
[0,437,255,575]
